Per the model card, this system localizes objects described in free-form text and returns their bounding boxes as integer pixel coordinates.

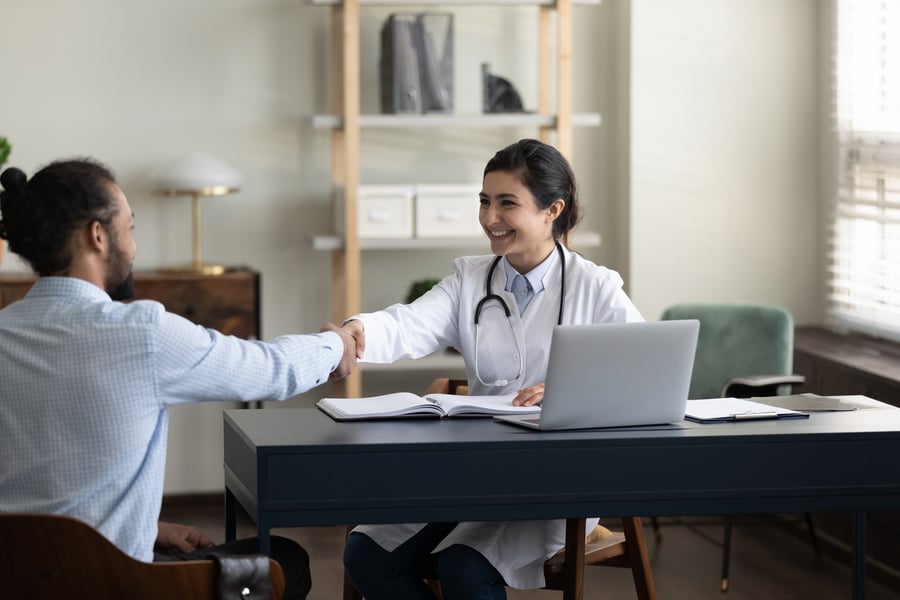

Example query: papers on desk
[684,398,810,424]
[752,393,858,412]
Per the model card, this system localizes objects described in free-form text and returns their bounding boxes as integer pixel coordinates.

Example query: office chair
[660,303,815,592]
[0,513,285,600]
[343,378,657,600]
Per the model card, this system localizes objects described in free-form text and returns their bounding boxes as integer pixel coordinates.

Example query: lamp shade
[149,152,241,195]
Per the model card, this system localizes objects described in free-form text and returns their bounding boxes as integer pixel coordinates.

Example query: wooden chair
[0,513,285,600]
[343,378,657,600]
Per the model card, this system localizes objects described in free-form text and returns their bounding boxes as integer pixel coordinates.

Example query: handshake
[321,319,366,379]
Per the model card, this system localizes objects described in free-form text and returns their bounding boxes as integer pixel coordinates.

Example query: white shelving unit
[317,0,599,396]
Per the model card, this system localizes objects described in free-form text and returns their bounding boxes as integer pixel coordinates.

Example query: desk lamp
[149,152,241,275]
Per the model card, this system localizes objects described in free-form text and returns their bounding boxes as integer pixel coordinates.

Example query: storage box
[414,184,482,238]
[336,185,414,239]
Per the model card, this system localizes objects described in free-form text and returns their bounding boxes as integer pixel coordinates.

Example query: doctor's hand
[340,318,366,359]
[321,322,358,379]
[512,383,544,407]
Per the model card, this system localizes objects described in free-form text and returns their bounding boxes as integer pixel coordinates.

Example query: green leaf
[0,137,11,170]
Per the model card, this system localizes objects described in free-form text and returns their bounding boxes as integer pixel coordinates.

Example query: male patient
[0,158,360,599]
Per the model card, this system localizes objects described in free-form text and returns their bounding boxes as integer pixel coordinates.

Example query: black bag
[208,553,272,600]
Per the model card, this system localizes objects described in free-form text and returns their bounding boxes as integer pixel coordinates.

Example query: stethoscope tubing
[477,240,566,326]
[472,240,566,387]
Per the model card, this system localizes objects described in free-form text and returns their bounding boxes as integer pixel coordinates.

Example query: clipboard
[684,398,810,424]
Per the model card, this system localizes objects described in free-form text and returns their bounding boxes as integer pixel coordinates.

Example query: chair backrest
[0,513,285,600]
[660,303,794,399]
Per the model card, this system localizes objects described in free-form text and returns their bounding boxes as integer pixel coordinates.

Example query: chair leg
[650,516,663,542]
[621,517,657,600]
[804,512,821,556]
[721,516,733,593]
[561,518,586,600]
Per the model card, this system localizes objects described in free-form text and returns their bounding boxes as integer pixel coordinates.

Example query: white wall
[0,0,614,492]
[629,0,821,324]
[0,0,824,492]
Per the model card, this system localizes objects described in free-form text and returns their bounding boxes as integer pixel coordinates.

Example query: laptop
[494,319,699,430]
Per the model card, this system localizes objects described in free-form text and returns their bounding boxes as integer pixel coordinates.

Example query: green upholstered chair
[660,303,814,592]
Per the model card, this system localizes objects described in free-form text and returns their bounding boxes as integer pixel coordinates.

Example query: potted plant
[0,137,10,170]
[405,277,440,304]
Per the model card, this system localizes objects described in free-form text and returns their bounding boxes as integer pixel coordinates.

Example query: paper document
[684,398,810,423]
[749,393,858,412]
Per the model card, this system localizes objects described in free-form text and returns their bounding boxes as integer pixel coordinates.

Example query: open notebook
[317,392,538,420]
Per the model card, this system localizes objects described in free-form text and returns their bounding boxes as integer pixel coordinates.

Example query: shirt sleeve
[352,270,462,364]
[153,312,344,405]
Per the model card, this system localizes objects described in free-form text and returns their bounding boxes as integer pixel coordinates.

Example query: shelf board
[361,351,466,372]
[311,0,600,6]
[312,230,601,251]
[312,113,601,129]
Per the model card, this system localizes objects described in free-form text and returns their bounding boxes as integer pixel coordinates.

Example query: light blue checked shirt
[0,277,343,562]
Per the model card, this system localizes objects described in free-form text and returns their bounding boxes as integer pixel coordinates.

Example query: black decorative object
[482,63,525,113]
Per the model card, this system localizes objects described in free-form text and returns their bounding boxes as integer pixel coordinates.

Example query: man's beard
[105,236,135,301]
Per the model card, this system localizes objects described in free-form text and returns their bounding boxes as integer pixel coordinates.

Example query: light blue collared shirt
[502,249,556,314]
[0,277,343,562]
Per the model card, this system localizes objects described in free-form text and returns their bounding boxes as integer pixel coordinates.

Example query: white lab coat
[352,247,643,589]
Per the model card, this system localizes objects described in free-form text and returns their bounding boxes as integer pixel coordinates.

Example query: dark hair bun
[0,167,27,193]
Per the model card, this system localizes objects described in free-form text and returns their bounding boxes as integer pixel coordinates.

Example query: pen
[730,411,778,420]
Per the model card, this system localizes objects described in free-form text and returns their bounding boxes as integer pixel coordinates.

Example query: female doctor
[340,138,643,600]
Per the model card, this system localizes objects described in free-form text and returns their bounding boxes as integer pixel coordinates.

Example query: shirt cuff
[318,330,344,373]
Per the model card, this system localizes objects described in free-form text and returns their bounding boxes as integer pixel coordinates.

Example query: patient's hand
[321,322,358,378]
[155,521,214,553]
[513,383,544,406]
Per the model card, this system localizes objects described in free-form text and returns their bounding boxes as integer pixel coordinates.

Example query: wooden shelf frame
[324,0,586,397]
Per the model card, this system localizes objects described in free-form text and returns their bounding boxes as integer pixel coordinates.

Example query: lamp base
[159,264,228,276]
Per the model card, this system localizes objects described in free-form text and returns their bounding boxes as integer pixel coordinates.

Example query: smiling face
[479,169,563,273]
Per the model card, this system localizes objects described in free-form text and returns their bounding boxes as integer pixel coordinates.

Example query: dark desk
[223,398,900,599]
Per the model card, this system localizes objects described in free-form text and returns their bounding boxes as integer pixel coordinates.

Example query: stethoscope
[472,240,566,387]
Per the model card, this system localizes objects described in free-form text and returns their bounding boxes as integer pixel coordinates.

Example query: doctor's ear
[546,199,565,220]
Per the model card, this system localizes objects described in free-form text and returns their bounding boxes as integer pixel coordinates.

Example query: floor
[160,498,899,599]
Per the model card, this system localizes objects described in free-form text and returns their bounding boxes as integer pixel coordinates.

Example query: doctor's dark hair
[0,158,119,276]
[483,138,581,240]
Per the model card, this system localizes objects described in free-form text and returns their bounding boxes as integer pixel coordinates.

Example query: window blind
[827,0,900,340]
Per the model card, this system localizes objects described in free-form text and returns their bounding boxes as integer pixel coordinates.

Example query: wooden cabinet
[130,270,260,339]
[315,0,601,396]
[0,269,260,339]
[793,326,900,406]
